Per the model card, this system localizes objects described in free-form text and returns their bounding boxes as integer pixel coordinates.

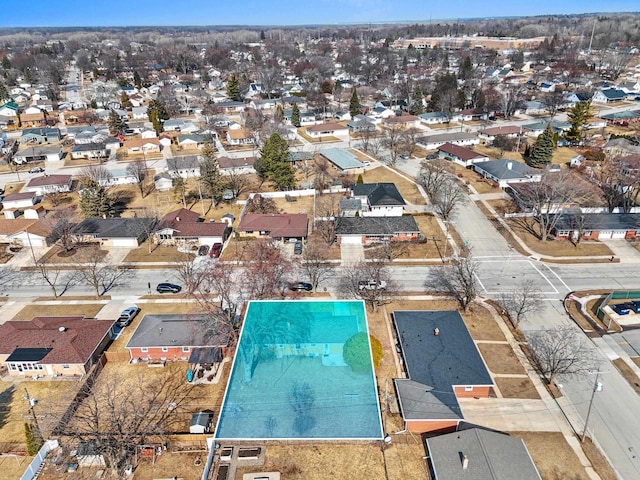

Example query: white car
[358,280,387,291]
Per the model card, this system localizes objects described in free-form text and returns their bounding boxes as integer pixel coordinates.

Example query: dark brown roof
[383,115,419,124]
[237,213,308,238]
[438,143,486,161]
[0,316,113,365]
[481,125,522,136]
[172,222,227,238]
[2,192,37,202]
[217,156,256,169]
[0,218,37,235]
[159,208,201,229]
[26,174,72,187]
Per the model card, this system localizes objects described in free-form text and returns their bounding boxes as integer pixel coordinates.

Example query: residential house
[190,411,215,434]
[0,316,113,377]
[21,127,62,144]
[419,112,449,125]
[237,213,308,242]
[167,156,201,178]
[552,213,640,241]
[425,427,541,480]
[473,160,541,188]
[9,218,54,247]
[370,106,396,120]
[335,216,420,244]
[522,100,546,115]
[437,143,489,167]
[306,122,349,139]
[592,88,627,104]
[124,136,161,155]
[70,143,108,160]
[226,127,255,146]
[98,168,139,187]
[1,192,39,210]
[350,183,406,217]
[25,174,72,195]
[154,172,173,191]
[0,218,38,243]
[318,148,365,171]
[450,108,489,123]
[125,314,230,362]
[382,115,420,129]
[521,120,570,137]
[287,151,314,168]
[72,217,157,247]
[177,134,207,150]
[163,118,199,133]
[393,310,493,433]
[132,107,148,121]
[217,156,256,175]
[214,100,245,113]
[0,101,19,117]
[417,132,479,151]
[156,208,229,248]
[347,117,376,133]
[478,125,522,143]
[19,112,47,128]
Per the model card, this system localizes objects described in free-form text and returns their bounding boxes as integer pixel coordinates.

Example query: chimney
[462,454,469,470]
[434,327,440,336]
[507,161,513,170]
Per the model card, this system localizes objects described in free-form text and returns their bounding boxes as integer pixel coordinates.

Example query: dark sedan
[156,283,182,294]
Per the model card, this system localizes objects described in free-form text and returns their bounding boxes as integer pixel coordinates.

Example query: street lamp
[581,370,604,443]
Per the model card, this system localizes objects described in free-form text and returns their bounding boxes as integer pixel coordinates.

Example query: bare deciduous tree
[241,238,294,299]
[172,252,207,294]
[499,279,543,327]
[34,260,78,297]
[126,159,148,197]
[75,247,132,296]
[299,238,335,292]
[382,125,404,166]
[62,365,201,474]
[418,158,454,198]
[79,164,112,186]
[426,248,479,312]
[432,178,468,221]
[528,326,598,384]
[337,257,396,312]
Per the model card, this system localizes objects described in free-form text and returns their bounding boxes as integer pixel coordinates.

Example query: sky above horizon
[0,0,637,28]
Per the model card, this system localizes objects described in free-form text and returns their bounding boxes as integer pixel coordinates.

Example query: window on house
[141,347,148,353]
[162,347,168,352]
[182,347,190,353]
[62,365,69,369]
[464,386,473,392]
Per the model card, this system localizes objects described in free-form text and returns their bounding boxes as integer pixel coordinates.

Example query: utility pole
[581,370,604,443]
[23,388,43,441]
[588,19,596,54]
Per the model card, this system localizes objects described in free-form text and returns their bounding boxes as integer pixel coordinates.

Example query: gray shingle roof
[553,213,640,231]
[393,311,492,420]
[336,216,419,236]
[73,218,156,239]
[319,148,362,170]
[426,428,541,480]
[473,159,537,180]
[126,314,229,348]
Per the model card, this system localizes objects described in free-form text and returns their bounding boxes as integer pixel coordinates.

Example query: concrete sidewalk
[600,239,640,263]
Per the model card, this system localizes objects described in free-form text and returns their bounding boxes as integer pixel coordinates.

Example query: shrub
[343,333,383,372]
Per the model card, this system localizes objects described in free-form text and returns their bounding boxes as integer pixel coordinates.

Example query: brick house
[0,316,113,377]
[437,143,488,168]
[335,216,419,244]
[393,311,493,434]
[125,314,229,362]
[552,213,640,241]
[237,213,308,242]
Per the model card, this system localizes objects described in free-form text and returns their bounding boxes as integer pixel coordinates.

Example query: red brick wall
[128,346,191,362]
[454,385,492,398]
[406,419,458,434]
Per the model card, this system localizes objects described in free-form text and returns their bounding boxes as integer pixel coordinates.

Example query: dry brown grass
[123,245,184,263]
[478,343,527,375]
[126,451,206,480]
[511,431,590,480]
[450,163,501,194]
[297,128,341,143]
[475,144,524,162]
[12,303,106,321]
[581,437,618,480]
[494,377,540,399]
[364,167,426,205]
[364,214,446,260]
[485,200,614,257]
[612,358,640,395]
[0,454,34,480]
[38,244,108,265]
[3,182,25,195]
[0,377,83,445]
[462,304,507,341]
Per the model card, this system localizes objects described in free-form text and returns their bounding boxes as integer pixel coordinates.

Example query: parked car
[426,153,438,160]
[116,306,140,327]
[197,245,210,256]
[289,282,313,292]
[156,283,182,294]
[399,153,409,160]
[358,280,387,291]
[293,241,303,255]
[28,166,45,173]
[210,243,223,258]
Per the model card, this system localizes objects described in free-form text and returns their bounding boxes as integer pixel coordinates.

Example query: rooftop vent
[58,326,67,332]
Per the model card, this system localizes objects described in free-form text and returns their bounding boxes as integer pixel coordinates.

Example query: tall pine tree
[0,82,9,102]
[107,109,126,135]
[226,73,240,101]
[147,99,169,135]
[257,133,295,190]
[409,86,424,115]
[565,100,592,145]
[529,124,554,167]
[79,181,115,218]
[349,88,361,119]
[291,102,301,127]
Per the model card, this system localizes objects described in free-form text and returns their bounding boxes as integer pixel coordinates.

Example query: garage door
[599,230,613,239]
[112,238,138,247]
[612,230,627,239]
[340,235,362,244]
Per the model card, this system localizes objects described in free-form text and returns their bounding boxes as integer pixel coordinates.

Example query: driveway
[340,243,364,266]
[600,239,640,263]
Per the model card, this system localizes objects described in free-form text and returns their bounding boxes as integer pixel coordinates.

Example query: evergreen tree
[274,104,284,123]
[565,100,592,145]
[120,91,132,109]
[0,82,9,102]
[529,124,555,167]
[90,98,98,110]
[291,102,301,127]
[107,109,126,135]
[133,71,142,89]
[79,181,115,218]
[226,72,240,101]
[1,56,11,70]
[200,156,226,206]
[260,30,266,41]
[409,86,424,115]
[258,133,295,190]
[147,99,169,135]
[349,88,361,119]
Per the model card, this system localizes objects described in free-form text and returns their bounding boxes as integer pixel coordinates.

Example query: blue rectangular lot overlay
[214,300,383,439]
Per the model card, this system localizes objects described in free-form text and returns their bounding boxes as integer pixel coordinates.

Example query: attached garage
[339,235,363,244]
